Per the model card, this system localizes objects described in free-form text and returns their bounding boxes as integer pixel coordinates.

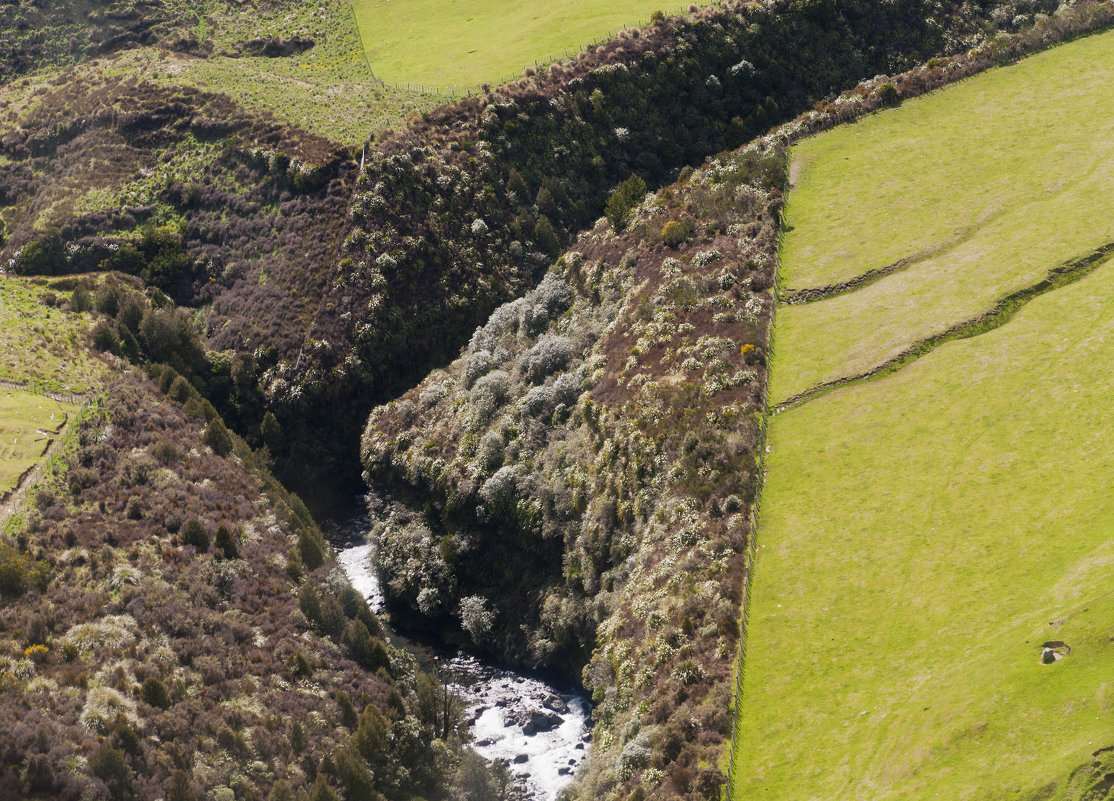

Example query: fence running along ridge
[0,379,88,406]
[723,147,788,792]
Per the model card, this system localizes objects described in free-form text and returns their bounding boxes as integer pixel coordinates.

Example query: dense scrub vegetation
[5,3,1114,799]
[269,0,1061,501]
[0,363,508,800]
[0,72,351,339]
[362,141,785,801]
[7,0,1098,509]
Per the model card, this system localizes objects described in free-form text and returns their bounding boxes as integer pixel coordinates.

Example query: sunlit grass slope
[112,0,440,143]
[0,278,109,395]
[0,392,73,495]
[352,0,688,88]
[781,29,1114,292]
[770,28,1114,404]
[733,255,1114,800]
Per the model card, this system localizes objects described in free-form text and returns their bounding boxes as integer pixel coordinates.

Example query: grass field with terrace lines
[772,29,1114,405]
[732,28,1114,801]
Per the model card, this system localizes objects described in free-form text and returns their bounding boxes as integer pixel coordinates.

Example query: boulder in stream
[520,709,563,735]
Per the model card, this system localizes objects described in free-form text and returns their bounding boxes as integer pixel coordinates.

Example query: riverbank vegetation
[362,139,784,800]
[0,275,505,800]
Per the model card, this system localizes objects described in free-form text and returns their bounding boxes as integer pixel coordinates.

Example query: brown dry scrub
[0,373,461,801]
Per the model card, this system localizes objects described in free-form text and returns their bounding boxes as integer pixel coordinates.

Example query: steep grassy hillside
[732,28,1114,801]
[353,0,686,88]
[154,0,441,143]
[0,392,72,496]
[772,27,1114,404]
[0,0,436,144]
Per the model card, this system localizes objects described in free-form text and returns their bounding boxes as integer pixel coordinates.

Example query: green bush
[181,520,210,552]
[70,283,92,313]
[298,529,325,570]
[92,322,119,353]
[299,583,322,624]
[336,690,358,730]
[661,218,695,247]
[140,676,172,709]
[203,419,234,457]
[605,174,647,232]
[0,543,49,596]
[16,230,66,275]
[533,215,560,257]
[167,770,197,801]
[288,652,311,679]
[344,620,390,672]
[90,745,131,796]
[214,525,238,559]
[879,82,900,106]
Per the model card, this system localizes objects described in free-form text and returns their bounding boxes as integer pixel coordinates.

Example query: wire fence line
[0,378,88,406]
[723,148,790,794]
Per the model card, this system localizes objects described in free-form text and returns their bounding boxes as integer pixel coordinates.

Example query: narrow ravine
[331,506,591,801]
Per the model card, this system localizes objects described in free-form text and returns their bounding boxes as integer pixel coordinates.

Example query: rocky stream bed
[334,520,591,801]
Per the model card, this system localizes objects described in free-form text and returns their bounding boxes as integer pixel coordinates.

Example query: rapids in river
[335,529,591,801]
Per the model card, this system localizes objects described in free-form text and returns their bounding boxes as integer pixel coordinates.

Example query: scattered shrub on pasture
[92,321,119,352]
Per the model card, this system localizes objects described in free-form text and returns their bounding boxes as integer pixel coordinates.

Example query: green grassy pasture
[781,29,1114,292]
[0,278,108,395]
[117,0,440,144]
[733,255,1114,800]
[0,392,72,495]
[352,0,688,89]
[770,28,1114,404]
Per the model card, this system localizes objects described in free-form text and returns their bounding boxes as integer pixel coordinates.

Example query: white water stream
[336,540,591,801]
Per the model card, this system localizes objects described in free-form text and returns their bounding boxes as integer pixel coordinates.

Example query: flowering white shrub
[459,595,495,642]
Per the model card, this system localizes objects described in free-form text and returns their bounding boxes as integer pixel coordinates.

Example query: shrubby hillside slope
[0,276,506,801]
[278,0,1008,499]
[362,141,785,801]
